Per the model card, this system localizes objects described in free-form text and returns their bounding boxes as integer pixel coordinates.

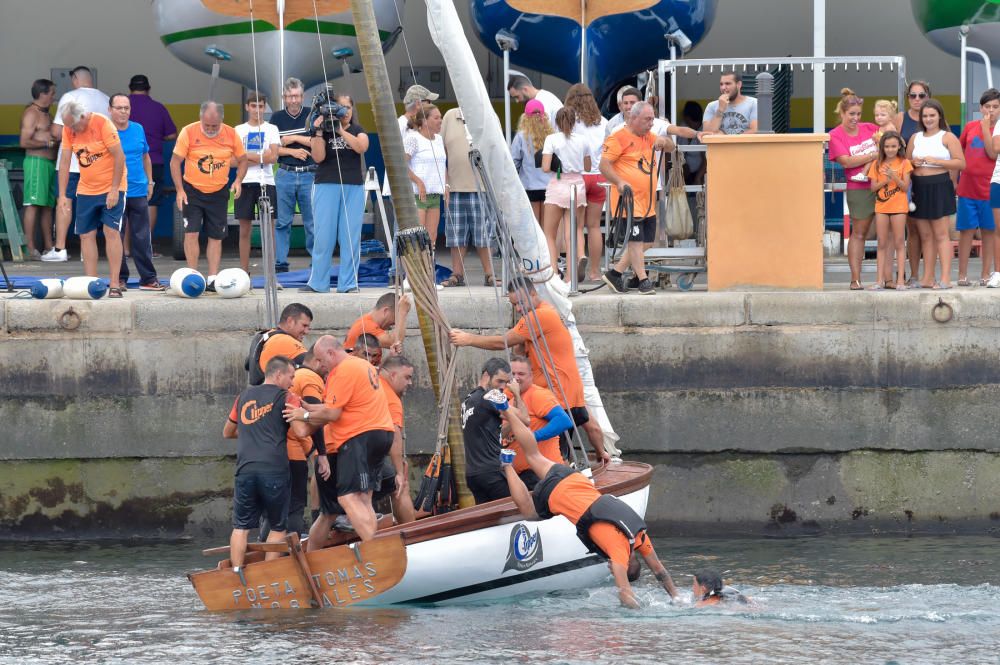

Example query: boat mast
[349,0,474,507]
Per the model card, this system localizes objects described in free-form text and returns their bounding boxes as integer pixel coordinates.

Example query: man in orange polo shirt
[57,101,128,296]
[170,101,248,290]
[600,101,673,296]
[504,356,573,490]
[344,292,411,351]
[258,303,313,374]
[285,335,394,548]
[378,354,416,524]
[491,391,678,609]
[450,276,610,464]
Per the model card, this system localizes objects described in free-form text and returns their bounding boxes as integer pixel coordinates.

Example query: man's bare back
[21,104,56,160]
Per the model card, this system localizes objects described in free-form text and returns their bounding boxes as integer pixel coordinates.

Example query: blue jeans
[274,167,315,268]
[310,182,365,292]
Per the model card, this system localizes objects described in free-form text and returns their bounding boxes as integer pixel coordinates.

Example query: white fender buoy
[30,278,65,299]
[214,268,252,299]
[63,276,107,300]
[169,268,206,298]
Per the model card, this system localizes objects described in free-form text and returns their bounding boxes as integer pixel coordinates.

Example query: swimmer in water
[692,569,750,606]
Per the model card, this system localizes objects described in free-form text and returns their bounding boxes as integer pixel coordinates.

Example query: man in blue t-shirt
[109,94,162,290]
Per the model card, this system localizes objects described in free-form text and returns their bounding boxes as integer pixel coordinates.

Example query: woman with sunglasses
[829,88,879,290]
[895,81,932,284]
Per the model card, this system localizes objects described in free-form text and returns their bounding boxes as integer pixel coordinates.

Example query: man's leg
[206,238,223,278]
[274,169,294,270]
[39,207,54,252]
[54,173,79,252]
[103,223,124,290]
[127,198,157,285]
[22,206,38,254]
[298,173,316,257]
[229,528,250,568]
[184,233,201,269]
[335,185,365,292]
[307,512,334,552]
[307,184,335,292]
[80,230,99,276]
[238,219,252,273]
[338,491,378,541]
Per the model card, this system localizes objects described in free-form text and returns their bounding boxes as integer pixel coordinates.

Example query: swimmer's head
[693,569,724,599]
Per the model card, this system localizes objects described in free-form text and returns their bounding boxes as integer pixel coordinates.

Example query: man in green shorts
[18,79,58,260]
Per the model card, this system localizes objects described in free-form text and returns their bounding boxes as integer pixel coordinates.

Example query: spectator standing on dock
[45,66,109,263]
[271,77,316,271]
[108,93,162,291]
[56,102,127,298]
[606,87,641,137]
[223,356,311,578]
[170,101,248,291]
[600,101,673,296]
[894,81,933,284]
[907,99,965,289]
[510,100,554,223]
[703,71,757,135]
[127,75,177,256]
[404,103,447,249]
[19,78,57,260]
[866,132,912,290]
[565,84,608,282]
[956,89,1000,286]
[508,74,563,127]
[234,91,280,275]
[304,92,369,294]
[829,89,878,290]
[541,107,590,282]
[439,106,497,287]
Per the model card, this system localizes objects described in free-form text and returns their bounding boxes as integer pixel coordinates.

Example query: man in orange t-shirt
[57,103,128,295]
[169,101,247,289]
[490,392,678,609]
[450,276,610,464]
[285,335,394,548]
[344,292,411,351]
[600,101,673,296]
[504,356,572,489]
[258,303,313,374]
[378,355,417,524]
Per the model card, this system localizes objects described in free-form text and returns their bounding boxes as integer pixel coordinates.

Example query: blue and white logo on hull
[504,523,543,572]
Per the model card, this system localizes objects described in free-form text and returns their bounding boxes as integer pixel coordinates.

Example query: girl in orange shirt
[868,132,913,290]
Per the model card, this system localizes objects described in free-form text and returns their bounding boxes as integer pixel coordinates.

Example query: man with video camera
[302,88,369,294]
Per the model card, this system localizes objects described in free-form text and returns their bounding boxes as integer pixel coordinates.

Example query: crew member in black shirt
[461,358,513,504]
[271,77,316,272]
[301,89,369,294]
[223,356,311,579]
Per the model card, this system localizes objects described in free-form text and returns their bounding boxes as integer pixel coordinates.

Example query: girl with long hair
[541,107,590,280]
[563,83,607,280]
[510,99,553,223]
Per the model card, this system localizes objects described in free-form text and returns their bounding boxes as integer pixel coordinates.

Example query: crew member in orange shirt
[344,292,411,352]
[504,356,572,489]
[450,276,610,464]
[57,102,128,297]
[378,355,417,523]
[599,101,673,296]
[169,100,248,290]
[350,333,383,367]
[491,391,678,608]
[285,335,394,547]
[258,303,313,373]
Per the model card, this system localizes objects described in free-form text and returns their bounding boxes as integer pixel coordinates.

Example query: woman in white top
[906,98,965,288]
[564,84,608,281]
[404,103,447,246]
[541,107,591,281]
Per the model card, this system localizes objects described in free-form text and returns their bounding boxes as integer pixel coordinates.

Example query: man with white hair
[271,77,316,271]
[56,101,127,297]
[169,101,248,288]
[44,66,109,262]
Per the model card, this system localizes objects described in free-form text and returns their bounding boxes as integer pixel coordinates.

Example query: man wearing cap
[128,75,176,254]
[508,74,563,127]
[271,77,316,271]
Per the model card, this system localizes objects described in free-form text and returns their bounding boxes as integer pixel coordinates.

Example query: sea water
[0,535,998,664]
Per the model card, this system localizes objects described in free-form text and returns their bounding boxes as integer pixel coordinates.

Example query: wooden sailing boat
[187,0,654,610]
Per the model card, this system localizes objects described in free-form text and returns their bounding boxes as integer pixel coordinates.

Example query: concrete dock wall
[2,290,999,537]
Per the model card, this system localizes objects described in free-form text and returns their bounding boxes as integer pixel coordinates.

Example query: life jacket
[245,329,292,385]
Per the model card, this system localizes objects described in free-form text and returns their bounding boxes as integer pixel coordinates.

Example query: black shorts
[373,457,398,500]
[335,429,394,498]
[288,459,309,533]
[316,454,344,516]
[234,182,276,221]
[467,470,511,504]
[232,467,290,531]
[182,181,229,240]
[148,164,166,206]
[526,189,546,203]
[624,215,656,243]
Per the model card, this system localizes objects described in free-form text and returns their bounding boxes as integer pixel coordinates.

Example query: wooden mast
[349,0,473,507]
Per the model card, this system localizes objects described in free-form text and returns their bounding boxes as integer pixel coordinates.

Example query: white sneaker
[987,272,1000,289]
[41,248,68,262]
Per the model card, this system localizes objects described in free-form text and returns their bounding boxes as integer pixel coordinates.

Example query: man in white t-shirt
[43,66,110,262]
[508,75,563,127]
[235,91,280,274]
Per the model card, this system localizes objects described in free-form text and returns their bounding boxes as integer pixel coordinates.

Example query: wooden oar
[285,532,324,608]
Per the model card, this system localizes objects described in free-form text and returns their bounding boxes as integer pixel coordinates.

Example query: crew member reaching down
[490,390,678,608]
[345,292,411,352]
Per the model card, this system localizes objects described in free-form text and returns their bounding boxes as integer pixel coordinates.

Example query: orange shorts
[587,523,653,567]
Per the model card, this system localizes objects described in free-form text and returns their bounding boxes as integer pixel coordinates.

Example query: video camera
[310,87,350,135]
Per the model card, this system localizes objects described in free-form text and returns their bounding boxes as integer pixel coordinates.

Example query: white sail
[424,0,621,456]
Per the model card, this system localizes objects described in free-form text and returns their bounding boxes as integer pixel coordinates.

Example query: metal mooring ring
[932,298,953,324]
[58,307,81,331]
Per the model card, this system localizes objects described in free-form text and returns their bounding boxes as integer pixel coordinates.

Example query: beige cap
[403,84,439,105]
